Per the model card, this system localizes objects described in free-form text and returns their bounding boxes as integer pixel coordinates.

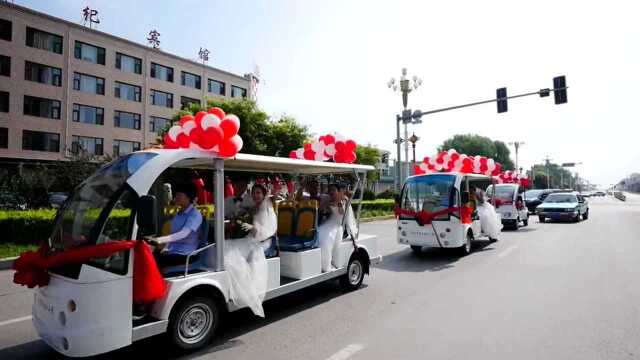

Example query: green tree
[355,145,381,183]
[438,134,515,170]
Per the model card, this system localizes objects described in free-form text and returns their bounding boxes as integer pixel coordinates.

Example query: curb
[360,215,395,223]
[0,257,17,271]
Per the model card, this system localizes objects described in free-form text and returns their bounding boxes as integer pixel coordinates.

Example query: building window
[24,61,62,86]
[73,72,105,95]
[113,139,140,157]
[150,89,173,108]
[0,55,9,77]
[72,104,104,125]
[114,110,141,130]
[0,91,7,112]
[150,62,173,82]
[72,135,103,156]
[114,81,141,102]
[208,79,225,96]
[26,27,63,54]
[0,127,7,148]
[181,71,201,89]
[23,95,61,119]
[74,41,105,65]
[231,86,247,98]
[115,52,142,74]
[180,96,200,110]
[22,130,60,152]
[149,116,171,133]
[0,19,11,42]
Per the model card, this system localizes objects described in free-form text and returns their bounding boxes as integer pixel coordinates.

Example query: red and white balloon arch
[289,133,357,164]
[414,149,502,176]
[163,107,243,157]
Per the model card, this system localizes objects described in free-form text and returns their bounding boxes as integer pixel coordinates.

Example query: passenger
[295,178,329,204]
[224,184,276,317]
[146,183,203,268]
[317,183,356,272]
[474,187,500,241]
[225,177,254,218]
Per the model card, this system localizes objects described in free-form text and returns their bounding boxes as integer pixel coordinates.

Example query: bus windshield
[48,152,157,252]
[400,174,456,220]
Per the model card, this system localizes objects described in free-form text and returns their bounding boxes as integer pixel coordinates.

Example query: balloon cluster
[163,107,243,157]
[497,171,530,187]
[414,149,502,176]
[289,134,357,163]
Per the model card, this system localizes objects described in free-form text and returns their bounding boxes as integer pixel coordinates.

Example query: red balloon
[189,127,203,145]
[179,114,195,126]
[303,149,315,160]
[198,127,223,150]
[220,115,240,138]
[207,107,226,120]
[304,143,312,151]
[345,151,357,163]
[450,153,460,162]
[345,140,357,152]
[480,157,488,166]
[323,134,336,145]
[480,163,489,173]
[194,111,207,125]
[414,165,425,175]
[335,141,346,153]
[218,135,243,157]
[163,133,179,149]
[334,152,346,163]
[289,150,298,159]
[177,133,190,148]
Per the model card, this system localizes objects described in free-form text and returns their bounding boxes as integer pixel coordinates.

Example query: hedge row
[1,200,395,245]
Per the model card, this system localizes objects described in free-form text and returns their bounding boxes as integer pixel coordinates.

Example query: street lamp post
[388,68,422,191]
[409,133,420,165]
[509,141,525,174]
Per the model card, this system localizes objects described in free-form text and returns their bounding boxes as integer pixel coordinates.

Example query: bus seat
[279,201,319,252]
[277,202,295,237]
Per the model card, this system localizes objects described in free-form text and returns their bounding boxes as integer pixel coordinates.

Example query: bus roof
[141,149,374,175]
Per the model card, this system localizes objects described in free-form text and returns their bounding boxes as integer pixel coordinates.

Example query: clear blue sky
[17,0,640,187]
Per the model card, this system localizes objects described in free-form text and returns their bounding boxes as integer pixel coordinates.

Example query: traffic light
[496,87,508,113]
[553,76,568,104]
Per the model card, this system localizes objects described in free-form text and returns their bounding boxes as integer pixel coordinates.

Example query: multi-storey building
[0,2,251,163]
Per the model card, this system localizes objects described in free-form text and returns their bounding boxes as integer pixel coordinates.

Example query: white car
[487,184,529,230]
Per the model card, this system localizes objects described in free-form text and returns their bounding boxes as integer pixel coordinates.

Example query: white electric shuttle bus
[31,149,379,357]
[397,172,499,255]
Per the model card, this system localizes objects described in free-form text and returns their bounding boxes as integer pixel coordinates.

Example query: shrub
[363,189,376,200]
[376,189,397,199]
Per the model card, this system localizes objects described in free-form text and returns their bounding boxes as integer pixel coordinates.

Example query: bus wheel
[168,295,219,351]
[459,232,473,256]
[410,245,423,254]
[340,256,365,291]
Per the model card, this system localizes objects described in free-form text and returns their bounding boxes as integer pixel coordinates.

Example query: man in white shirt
[224,177,254,218]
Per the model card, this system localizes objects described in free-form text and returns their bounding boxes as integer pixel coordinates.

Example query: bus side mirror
[137,195,158,236]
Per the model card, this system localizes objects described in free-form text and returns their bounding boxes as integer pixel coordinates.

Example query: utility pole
[543,155,553,189]
[388,69,422,191]
[509,141,525,174]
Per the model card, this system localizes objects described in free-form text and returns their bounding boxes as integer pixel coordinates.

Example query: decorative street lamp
[509,141,525,174]
[388,68,422,190]
[408,133,420,165]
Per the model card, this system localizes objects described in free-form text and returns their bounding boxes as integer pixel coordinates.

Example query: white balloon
[314,151,324,161]
[168,125,182,140]
[325,143,336,156]
[201,114,221,130]
[182,120,196,135]
[296,148,305,159]
[311,141,325,153]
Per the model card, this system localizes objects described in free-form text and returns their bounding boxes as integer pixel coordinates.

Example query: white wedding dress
[317,202,357,272]
[223,198,276,317]
[476,201,501,239]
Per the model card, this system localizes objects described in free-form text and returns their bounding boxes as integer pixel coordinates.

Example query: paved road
[1,194,639,359]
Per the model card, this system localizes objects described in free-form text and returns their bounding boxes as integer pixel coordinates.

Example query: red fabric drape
[395,207,461,226]
[13,241,166,303]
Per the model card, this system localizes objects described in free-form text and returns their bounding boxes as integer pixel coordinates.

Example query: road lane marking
[0,315,32,327]
[497,245,518,258]
[325,343,364,360]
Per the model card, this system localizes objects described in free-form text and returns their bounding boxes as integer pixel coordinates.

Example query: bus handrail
[183,242,217,277]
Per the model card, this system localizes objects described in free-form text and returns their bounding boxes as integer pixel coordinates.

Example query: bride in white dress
[317,183,357,272]
[224,184,276,317]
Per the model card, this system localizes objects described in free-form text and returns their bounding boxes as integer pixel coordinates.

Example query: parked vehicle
[537,192,589,222]
[397,173,499,256]
[487,184,529,230]
[523,189,558,214]
[31,150,380,357]
[594,191,606,197]
[614,191,626,201]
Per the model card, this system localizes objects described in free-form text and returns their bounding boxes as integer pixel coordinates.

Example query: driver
[145,183,203,268]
